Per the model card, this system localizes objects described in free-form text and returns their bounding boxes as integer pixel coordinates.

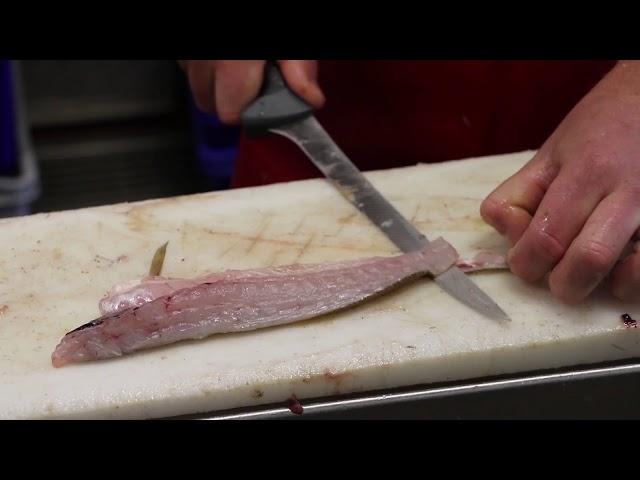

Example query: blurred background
[0,60,240,217]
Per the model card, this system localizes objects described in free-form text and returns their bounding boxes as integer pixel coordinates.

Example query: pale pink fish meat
[52,237,460,367]
[99,252,508,316]
[456,251,508,273]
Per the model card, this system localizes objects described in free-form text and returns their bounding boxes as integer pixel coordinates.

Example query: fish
[98,252,508,316]
[52,237,463,367]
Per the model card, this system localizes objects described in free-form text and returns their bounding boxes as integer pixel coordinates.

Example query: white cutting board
[1,150,638,419]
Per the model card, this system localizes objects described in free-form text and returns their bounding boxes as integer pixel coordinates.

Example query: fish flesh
[52,238,462,367]
[456,251,508,273]
[99,251,508,316]
[53,238,461,367]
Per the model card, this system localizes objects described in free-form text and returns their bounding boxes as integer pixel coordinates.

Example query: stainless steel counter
[176,359,640,419]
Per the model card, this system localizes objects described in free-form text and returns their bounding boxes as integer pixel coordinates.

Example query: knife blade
[242,63,510,323]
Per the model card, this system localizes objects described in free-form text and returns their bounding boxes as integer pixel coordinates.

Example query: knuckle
[531,228,567,262]
[576,240,617,274]
[586,152,613,175]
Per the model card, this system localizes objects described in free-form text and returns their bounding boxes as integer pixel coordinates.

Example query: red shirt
[232,60,616,188]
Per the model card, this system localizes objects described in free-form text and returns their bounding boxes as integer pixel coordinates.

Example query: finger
[277,60,325,108]
[507,164,606,282]
[548,191,640,303]
[185,60,217,113]
[611,240,640,302]
[214,60,266,124]
[480,150,558,245]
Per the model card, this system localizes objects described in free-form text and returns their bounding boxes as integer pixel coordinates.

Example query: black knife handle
[241,62,315,136]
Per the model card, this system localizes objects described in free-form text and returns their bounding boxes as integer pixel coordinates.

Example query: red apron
[232,60,616,188]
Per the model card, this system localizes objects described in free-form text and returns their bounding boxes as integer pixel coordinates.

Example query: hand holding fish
[481,60,640,303]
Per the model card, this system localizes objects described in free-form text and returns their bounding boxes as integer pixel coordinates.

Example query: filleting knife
[241,63,510,323]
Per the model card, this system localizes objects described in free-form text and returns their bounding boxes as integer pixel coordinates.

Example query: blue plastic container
[0,60,17,176]
[0,60,40,217]
[189,95,240,190]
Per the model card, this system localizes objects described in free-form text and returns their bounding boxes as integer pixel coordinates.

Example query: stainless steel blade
[271,116,510,323]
